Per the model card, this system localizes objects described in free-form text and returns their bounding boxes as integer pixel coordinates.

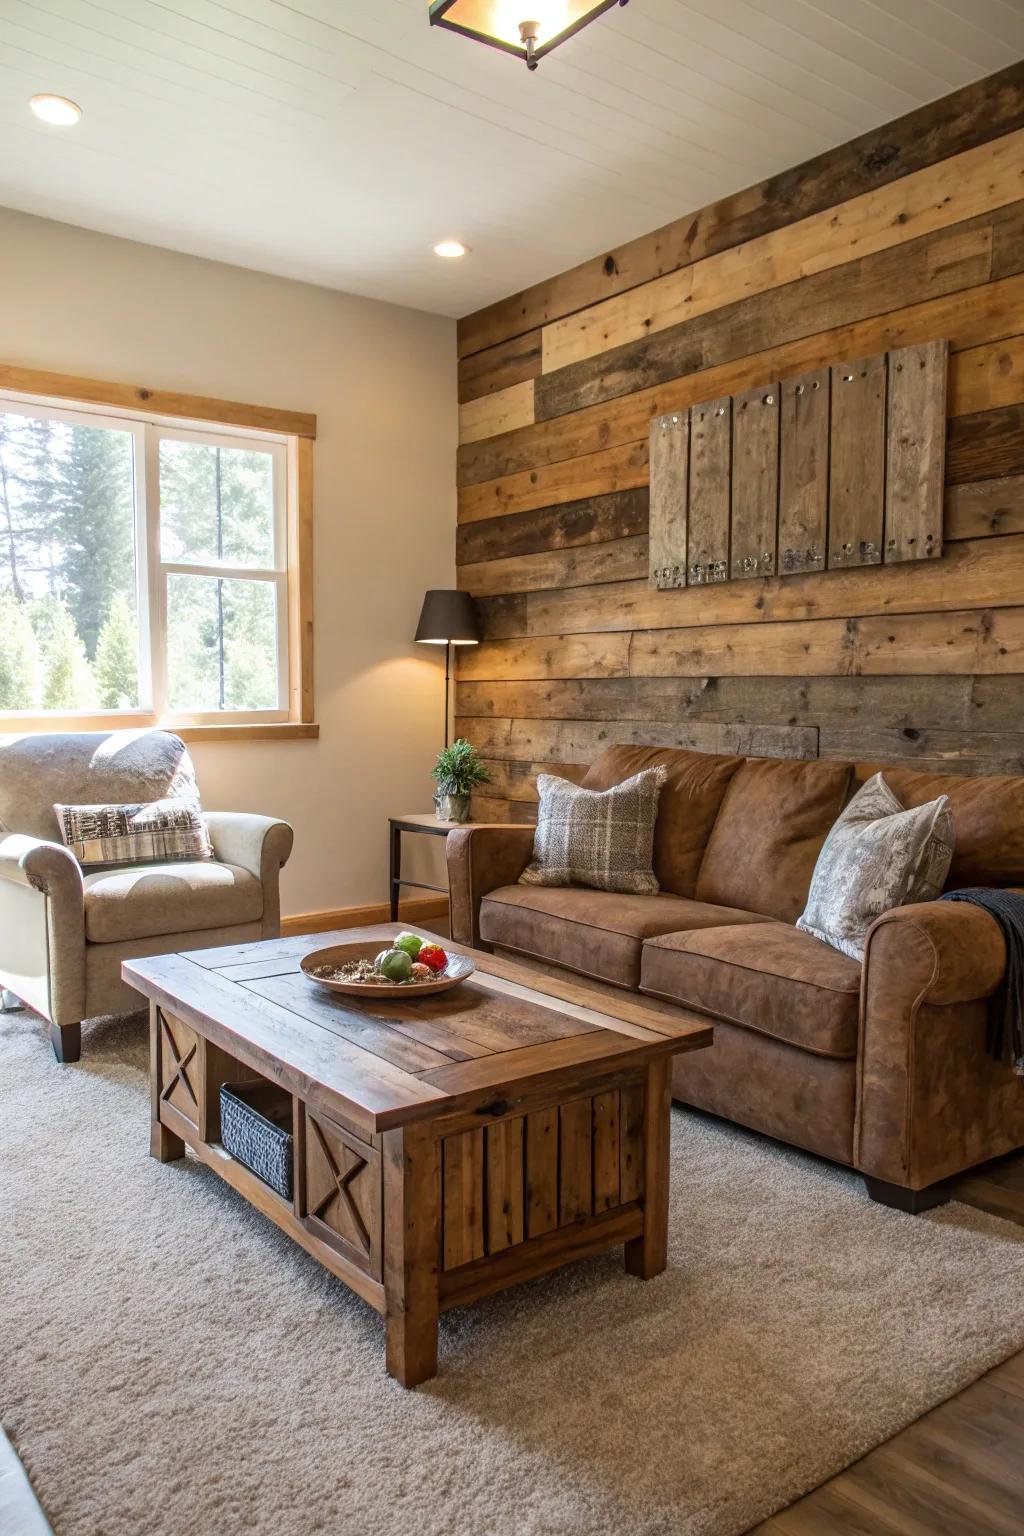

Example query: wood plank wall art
[648,341,947,590]
[453,61,1024,821]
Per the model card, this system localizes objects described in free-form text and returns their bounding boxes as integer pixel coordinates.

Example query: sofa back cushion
[696,757,853,921]
[0,729,200,843]
[854,763,1024,888]
[581,745,743,898]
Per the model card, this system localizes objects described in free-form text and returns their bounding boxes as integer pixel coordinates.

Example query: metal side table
[388,813,460,923]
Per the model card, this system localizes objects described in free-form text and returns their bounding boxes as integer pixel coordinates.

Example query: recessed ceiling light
[434,240,469,259]
[30,94,82,126]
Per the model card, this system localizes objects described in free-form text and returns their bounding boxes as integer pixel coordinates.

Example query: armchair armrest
[447,824,535,948]
[203,812,294,938]
[0,834,85,1023]
[0,832,84,900]
[856,898,1015,1190]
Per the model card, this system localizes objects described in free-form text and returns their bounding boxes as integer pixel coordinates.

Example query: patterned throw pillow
[519,767,667,895]
[54,798,213,867]
[796,773,954,960]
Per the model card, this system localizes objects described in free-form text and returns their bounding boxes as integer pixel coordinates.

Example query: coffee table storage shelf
[129,927,713,1387]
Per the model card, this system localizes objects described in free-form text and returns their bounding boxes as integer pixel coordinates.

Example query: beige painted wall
[0,206,456,918]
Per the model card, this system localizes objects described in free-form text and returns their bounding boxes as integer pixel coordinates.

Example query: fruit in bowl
[417,944,448,973]
[375,948,413,982]
[394,931,424,958]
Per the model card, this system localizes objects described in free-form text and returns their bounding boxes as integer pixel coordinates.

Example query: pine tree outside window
[0,394,295,728]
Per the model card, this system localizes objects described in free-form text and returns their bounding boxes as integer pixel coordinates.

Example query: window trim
[0,363,317,741]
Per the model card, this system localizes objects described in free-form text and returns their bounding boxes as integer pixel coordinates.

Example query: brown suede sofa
[447,746,1024,1213]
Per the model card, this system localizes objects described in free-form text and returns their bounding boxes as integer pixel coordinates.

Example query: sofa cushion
[479,884,774,990]
[854,764,1024,889]
[84,860,262,944]
[696,757,852,922]
[520,767,665,894]
[581,746,744,898]
[641,923,862,1058]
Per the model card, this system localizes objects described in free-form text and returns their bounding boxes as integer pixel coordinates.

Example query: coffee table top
[124,925,713,1137]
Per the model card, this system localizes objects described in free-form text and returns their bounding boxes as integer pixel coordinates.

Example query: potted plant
[432,738,490,823]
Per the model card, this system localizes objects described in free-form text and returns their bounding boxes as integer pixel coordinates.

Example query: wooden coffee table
[124,925,713,1387]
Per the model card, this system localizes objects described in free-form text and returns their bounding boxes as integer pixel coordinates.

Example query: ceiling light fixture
[29,93,82,126]
[428,1,629,71]
[434,240,469,258]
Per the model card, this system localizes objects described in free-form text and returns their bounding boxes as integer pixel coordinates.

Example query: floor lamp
[414,589,481,748]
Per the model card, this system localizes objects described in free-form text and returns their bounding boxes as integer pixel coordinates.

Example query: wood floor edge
[280,895,449,937]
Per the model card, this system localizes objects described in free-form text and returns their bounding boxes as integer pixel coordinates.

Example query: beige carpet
[3,1012,1024,1536]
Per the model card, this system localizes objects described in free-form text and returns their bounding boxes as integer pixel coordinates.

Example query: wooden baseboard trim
[280,895,449,938]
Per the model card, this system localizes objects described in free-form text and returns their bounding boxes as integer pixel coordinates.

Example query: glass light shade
[429,1,628,67]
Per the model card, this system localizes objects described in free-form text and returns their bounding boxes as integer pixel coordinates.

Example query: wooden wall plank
[534,219,991,422]
[648,409,689,590]
[457,62,1024,359]
[459,440,649,524]
[687,397,731,585]
[456,488,648,565]
[459,717,820,765]
[458,535,647,598]
[516,536,1023,639]
[828,356,886,568]
[730,384,779,579]
[462,606,1024,682]
[778,369,829,575]
[950,335,1024,416]
[947,403,1024,484]
[885,339,948,563]
[458,329,541,403]
[819,727,1024,775]
[458,265,1024,490]
[540,130,1024,376]
[459,380,535,444]
[945,476,1024,540]
[456,675,986,730]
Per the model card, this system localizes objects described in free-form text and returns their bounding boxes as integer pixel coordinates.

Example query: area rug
[3,1011,1024,1536]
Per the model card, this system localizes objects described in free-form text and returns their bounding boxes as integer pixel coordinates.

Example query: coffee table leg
[382,1120,440,1387]
[149,1003,185,1163]
[624,1057,671,1280]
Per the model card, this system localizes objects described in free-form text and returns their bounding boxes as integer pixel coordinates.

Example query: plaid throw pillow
[54,798,214,868]
[520,767,667,895]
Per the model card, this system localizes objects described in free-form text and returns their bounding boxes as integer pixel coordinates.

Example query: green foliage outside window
[0,410,279,713]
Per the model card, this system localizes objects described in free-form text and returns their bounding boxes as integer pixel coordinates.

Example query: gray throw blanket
[939,888,1024,1077]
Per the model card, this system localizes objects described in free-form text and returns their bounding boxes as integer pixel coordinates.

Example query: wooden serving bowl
[300,941,474,999]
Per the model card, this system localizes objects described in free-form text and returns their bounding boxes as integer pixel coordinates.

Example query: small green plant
[432,738,491,797]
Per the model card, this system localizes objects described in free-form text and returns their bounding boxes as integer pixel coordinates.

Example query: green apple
[393,931,424,959]
[375,948,413,982]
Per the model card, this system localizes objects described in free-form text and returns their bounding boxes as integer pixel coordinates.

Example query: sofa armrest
[204,812,294,938]
[0,834,85,1023]
[447,824,535,948]
[855,898,1015,1189]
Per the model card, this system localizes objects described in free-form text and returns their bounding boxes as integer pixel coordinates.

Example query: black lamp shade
[415,589,480,645]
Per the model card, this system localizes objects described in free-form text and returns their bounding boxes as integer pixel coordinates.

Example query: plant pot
[437,792,471,823]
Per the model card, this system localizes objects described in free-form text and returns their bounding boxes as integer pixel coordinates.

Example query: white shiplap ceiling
[0,0,1021,317]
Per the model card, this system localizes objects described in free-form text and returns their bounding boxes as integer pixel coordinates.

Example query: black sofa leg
[864,1175,951,1214]
[50,1021,81,1064]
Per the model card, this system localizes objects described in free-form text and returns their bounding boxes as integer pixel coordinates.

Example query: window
[0,382,313,735]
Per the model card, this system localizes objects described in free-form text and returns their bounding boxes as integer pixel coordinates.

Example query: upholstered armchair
[0,729,293,1063]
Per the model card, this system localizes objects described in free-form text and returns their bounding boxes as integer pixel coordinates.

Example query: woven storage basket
[220,1081,294,1200]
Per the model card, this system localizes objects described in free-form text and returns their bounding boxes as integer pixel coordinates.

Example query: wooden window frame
[0,363,317,742]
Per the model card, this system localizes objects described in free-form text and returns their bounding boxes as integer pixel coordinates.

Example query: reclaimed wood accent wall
[454,62,1024,821]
